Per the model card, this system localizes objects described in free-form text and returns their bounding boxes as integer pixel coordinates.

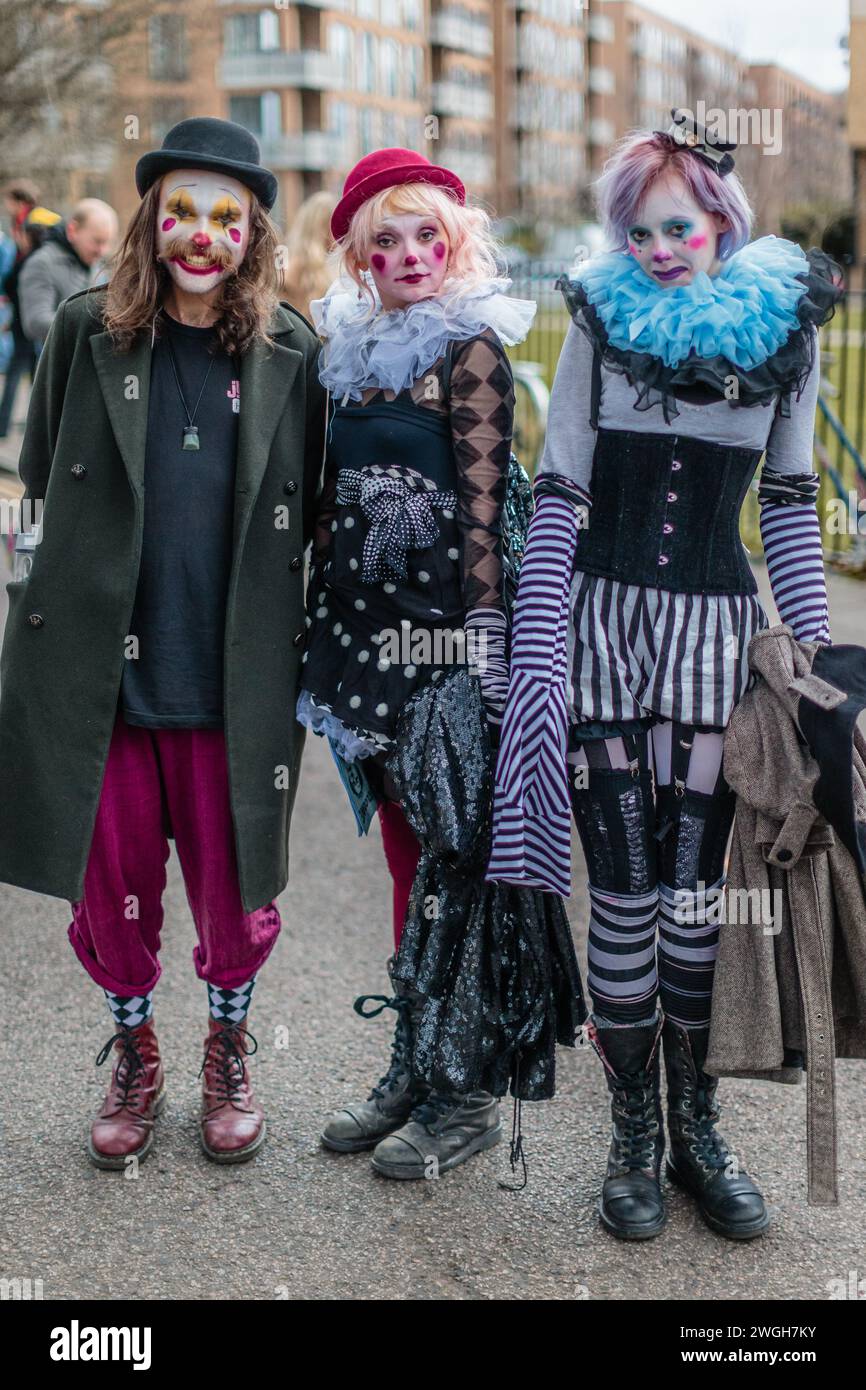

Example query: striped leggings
[568,717,735,1028]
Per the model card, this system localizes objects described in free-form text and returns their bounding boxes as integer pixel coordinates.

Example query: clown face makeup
[626,174,728,289]
[156,169,251,295]
[362,212,450,311]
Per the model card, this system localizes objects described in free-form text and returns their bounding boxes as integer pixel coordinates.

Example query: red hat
[330,147,465,242]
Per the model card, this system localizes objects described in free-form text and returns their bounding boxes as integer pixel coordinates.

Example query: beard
[159,236,239,291]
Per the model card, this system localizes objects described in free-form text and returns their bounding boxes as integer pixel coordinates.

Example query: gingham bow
[336,469,457,585]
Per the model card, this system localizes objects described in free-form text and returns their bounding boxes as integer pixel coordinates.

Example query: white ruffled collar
[310,273,537,402]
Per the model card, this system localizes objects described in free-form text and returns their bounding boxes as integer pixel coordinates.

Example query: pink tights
[376,800,422,950]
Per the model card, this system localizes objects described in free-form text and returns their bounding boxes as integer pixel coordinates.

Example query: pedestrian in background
[18,198,118,348]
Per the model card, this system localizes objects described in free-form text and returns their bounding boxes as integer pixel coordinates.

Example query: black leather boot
[321,958,428,1153]
[370,1088,502,1179]
[588,1015,666,1239]
[662,1018,770,1239]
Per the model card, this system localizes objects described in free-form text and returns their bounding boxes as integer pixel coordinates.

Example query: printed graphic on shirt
[227,380,240,413]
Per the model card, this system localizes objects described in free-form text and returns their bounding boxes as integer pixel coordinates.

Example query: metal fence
[504,263,866,574]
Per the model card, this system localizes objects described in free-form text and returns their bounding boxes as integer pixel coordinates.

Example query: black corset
[575,428,762,595]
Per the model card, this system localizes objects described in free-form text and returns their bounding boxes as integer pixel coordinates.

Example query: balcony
[430,11,493,58]
[259,130,342,170]
[589,66,615,95]
[430,82,493,121]
[436,147,494,186]
[219,50,344,91]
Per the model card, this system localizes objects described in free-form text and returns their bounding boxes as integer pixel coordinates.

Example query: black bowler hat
[135,117,278,210]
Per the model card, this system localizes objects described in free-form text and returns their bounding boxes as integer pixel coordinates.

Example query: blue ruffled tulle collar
[572,236,812,370]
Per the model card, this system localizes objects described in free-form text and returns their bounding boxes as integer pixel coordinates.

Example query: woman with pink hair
[296,149,537,1179]
[489,112,842,1239]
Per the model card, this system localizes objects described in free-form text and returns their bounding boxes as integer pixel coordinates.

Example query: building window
[224,12,279,56]
[151,98,188,146]
[148,15,187,82]
[229,96,263,136]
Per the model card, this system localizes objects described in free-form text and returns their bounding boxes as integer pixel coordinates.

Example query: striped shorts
[567,570,770,732]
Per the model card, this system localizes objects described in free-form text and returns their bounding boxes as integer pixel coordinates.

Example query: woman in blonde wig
[297,148,536,1179]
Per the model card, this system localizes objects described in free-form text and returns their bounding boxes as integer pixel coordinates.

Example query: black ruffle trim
[558,247,844,421]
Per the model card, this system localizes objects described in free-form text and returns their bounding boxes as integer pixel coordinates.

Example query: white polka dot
[344,516,355,528]
[341,634,351,646]
[358,650,370,662]
[349,695,361,709]
[332,623,342,635]
[371,633,383,644]
[375,702,388,717]
[432,670,443,681]
[349,558,359,571]
[418,570,430,582]
[305,616,312,627]
[316,607,328,619]
[377,658,391,671]
[404,665,417,678]
[448,548,459,561]
[331,520,338,531]
[442,508,454,519]
[383,582,396,593]
[354,598,366,610]
[302,652,308,663]
[318,592,326,602]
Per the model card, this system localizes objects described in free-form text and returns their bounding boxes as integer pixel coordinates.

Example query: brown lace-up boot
[88,1019,166,1170]
[199,1017,266,1163]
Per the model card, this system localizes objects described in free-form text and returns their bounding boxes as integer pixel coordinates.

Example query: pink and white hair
[594,129,753,261]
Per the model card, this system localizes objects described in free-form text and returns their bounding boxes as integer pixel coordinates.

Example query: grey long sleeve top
[538,315,820,489]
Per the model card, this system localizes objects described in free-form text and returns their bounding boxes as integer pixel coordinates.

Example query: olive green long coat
[0,286,327,912]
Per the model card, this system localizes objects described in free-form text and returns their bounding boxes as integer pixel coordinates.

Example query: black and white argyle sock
[207,977,256,1025]
[104,989,154,1029]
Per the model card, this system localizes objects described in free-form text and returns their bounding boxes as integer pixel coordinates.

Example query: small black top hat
[135,117,278,210]
[662,108,737,177]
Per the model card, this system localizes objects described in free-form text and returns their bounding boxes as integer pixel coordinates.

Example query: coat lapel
[90,330,153,497]
[235,327,304,549]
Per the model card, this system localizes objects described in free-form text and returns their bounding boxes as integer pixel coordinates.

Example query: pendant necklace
[165,327,216,451]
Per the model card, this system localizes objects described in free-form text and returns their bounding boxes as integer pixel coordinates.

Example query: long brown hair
[102,182,283,355]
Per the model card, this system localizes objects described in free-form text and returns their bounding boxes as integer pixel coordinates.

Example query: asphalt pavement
[0,455,865,1301]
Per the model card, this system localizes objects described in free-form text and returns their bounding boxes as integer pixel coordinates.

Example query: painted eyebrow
[375,220,440,233]
[166,183,243,201]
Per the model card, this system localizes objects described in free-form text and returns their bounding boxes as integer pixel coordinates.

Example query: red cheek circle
[161,218,176,232]
[371,253,386,271]
[433,241,447,260]
[228,227,242,244]
[628,244,639,256]
[687,234,707,250]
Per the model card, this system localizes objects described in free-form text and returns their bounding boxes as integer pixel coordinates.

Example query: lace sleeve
[447,328,515,611]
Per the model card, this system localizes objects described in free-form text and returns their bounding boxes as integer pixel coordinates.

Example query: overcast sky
[636,0,849,93]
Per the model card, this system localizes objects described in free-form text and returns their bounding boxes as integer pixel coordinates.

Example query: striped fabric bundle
[486,480,589,895]
[757,469,831,645]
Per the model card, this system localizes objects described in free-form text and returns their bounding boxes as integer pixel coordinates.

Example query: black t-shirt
[120,312,240,729]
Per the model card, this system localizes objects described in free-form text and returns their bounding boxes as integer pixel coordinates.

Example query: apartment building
[98,0,848,240]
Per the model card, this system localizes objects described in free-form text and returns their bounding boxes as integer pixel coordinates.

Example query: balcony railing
[219,50,344,91]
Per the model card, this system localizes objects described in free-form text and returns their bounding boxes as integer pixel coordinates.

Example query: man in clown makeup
[0,118,327,1167]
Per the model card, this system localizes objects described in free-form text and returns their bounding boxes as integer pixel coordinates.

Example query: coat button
[776,847,792,862]
[289,556,302,572]
[667,491,677,502]
[658,555,669,566]
[27,613,44,627]
[70,464,87,479]
[671,460,682,471]
[293,630,305,648]
[283,481,298,495]
[663,522,674,534]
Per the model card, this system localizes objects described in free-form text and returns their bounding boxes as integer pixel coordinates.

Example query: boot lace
[682,1079,729,1173]
[95,1028,147,1112]
[614,1076,660,1170]
[353,993,413,1102]
[409,1088,460,1131]
[199,1023,258,1108]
